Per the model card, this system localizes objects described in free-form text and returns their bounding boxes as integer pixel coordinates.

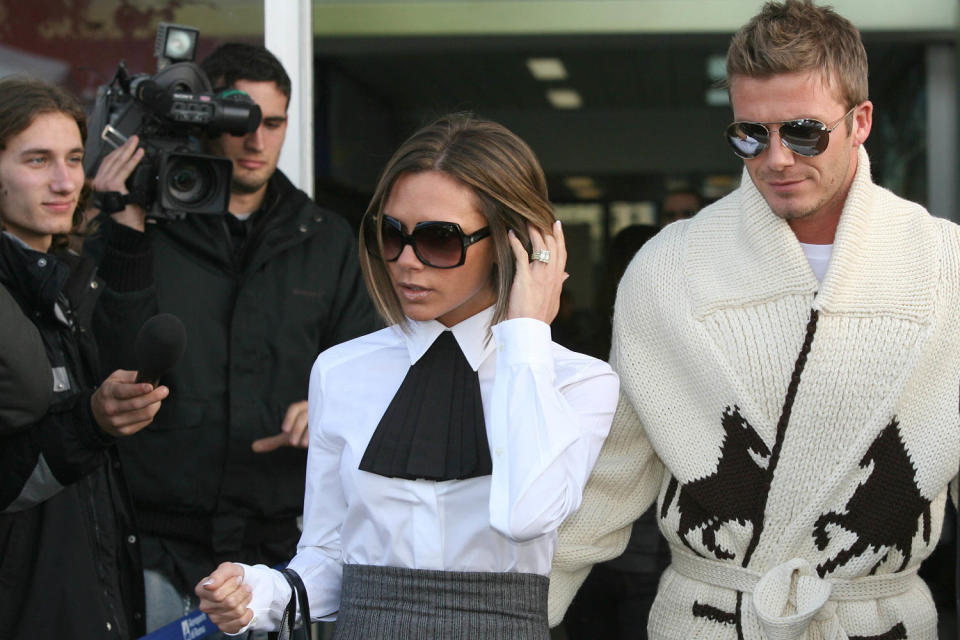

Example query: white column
[926,44,957,222]
[265,0,314,198]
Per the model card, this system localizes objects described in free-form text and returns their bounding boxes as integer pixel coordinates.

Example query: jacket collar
[686,146,937,324]
[0,232,70,317]
[155,169,325,274]
[397,305,496,372]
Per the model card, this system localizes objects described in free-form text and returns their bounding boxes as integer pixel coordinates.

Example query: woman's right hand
[196,562,254,634]
[506,220,568,324]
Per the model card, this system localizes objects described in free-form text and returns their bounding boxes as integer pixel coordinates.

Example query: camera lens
[166,158,212,206]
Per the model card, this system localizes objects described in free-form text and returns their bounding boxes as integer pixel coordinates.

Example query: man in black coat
[87,44,379,632]
[0,77,166,639]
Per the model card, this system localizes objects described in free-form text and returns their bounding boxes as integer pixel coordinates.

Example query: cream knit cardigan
[549,147,960,640]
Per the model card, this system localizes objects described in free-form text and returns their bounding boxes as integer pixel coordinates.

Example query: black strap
[267,568,314,640]
[92,190,132,214]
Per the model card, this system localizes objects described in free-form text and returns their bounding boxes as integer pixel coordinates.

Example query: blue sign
[138,610,220,640]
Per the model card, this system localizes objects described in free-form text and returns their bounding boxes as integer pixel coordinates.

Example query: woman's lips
[398,283,430,301]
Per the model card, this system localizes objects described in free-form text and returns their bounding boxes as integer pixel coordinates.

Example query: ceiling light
[564,176,595,190]
[706,54,727,82]
[547,88,582,110]
[527,57,568,81]
[573,186,604,200]
[705,87,729,106]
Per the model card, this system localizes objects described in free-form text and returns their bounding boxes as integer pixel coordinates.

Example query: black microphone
[134,313,187,385]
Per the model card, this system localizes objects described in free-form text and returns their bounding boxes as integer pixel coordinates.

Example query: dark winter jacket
[0,233,144,640]
[0,281,51,431]
[89,170,378,590]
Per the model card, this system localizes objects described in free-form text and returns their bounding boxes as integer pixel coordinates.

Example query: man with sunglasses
[86,44,378,634]
[549,1,960,638]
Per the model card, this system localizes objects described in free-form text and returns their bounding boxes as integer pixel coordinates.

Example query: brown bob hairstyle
[358,113,556,329]
[0,76,90,246]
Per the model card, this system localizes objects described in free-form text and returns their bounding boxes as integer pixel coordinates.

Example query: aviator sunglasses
[364,214,491,268]
[725,105,857,159]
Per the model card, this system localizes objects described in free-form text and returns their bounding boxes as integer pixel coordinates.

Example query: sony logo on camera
[83,23,262,219]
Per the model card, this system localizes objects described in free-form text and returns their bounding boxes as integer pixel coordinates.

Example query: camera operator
[0,76,167,640]
[86,43,378,632]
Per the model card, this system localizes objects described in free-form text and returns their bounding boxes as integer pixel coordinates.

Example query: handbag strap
[267,568,313,640]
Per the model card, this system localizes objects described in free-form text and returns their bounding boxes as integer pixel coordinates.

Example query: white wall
[265,0,314,197]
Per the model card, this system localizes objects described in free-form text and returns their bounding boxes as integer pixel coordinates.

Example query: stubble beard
[231,172,270,196]
[768,196,825,222]
[764,170,848,225]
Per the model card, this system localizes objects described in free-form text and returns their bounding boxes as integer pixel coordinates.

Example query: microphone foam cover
[134,313,187,383]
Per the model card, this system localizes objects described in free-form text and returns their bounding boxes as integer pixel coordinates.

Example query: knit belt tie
[671,551,918,640]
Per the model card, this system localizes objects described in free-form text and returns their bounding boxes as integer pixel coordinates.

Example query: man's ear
[852,100,873,147]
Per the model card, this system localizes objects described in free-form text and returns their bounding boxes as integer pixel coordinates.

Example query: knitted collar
[686,146,937,324]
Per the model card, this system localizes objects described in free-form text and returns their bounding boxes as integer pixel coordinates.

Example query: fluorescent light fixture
[564,176,596,190]
[705,87,729,106]
[573,186,604,200]
[563,176,602,200]
[527,57,568,81]
[706,54,727,82]
[547,88,582,109]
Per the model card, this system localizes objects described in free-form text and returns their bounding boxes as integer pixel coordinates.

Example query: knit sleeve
[547,393,663,626]
[547,223,688,626]
[87,219,159,378]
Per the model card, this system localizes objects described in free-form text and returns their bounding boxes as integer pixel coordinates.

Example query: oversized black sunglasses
[725,105,857,159]
[364,214,491,269]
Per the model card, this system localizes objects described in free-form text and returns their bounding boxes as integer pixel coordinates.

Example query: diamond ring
[531,249,550,264]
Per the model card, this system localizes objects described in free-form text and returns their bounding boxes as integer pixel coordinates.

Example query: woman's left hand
[506,220,568,323]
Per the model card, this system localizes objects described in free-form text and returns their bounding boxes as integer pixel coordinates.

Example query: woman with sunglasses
[195,114,618,639]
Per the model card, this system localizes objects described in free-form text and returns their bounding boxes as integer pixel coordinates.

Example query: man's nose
[764,128,794,169]
[244,126,265,151]
[50,162,79,193]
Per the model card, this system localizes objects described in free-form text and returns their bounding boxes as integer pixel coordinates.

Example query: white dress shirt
[237,306,618,630]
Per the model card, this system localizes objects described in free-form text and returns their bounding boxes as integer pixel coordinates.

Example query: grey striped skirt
[333,564,549,639]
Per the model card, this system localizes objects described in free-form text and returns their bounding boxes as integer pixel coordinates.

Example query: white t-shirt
[799,241,833,283]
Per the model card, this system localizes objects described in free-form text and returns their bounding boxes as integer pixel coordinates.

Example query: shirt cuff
[490,318,554,369]
[231,563,292,634]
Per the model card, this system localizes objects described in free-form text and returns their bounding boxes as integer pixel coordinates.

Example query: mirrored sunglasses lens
[416,224,463,267]
[780,121,828,156]
[726,122,768,158]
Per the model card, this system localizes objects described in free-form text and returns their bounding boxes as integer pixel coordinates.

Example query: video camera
[84,23,262,219]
